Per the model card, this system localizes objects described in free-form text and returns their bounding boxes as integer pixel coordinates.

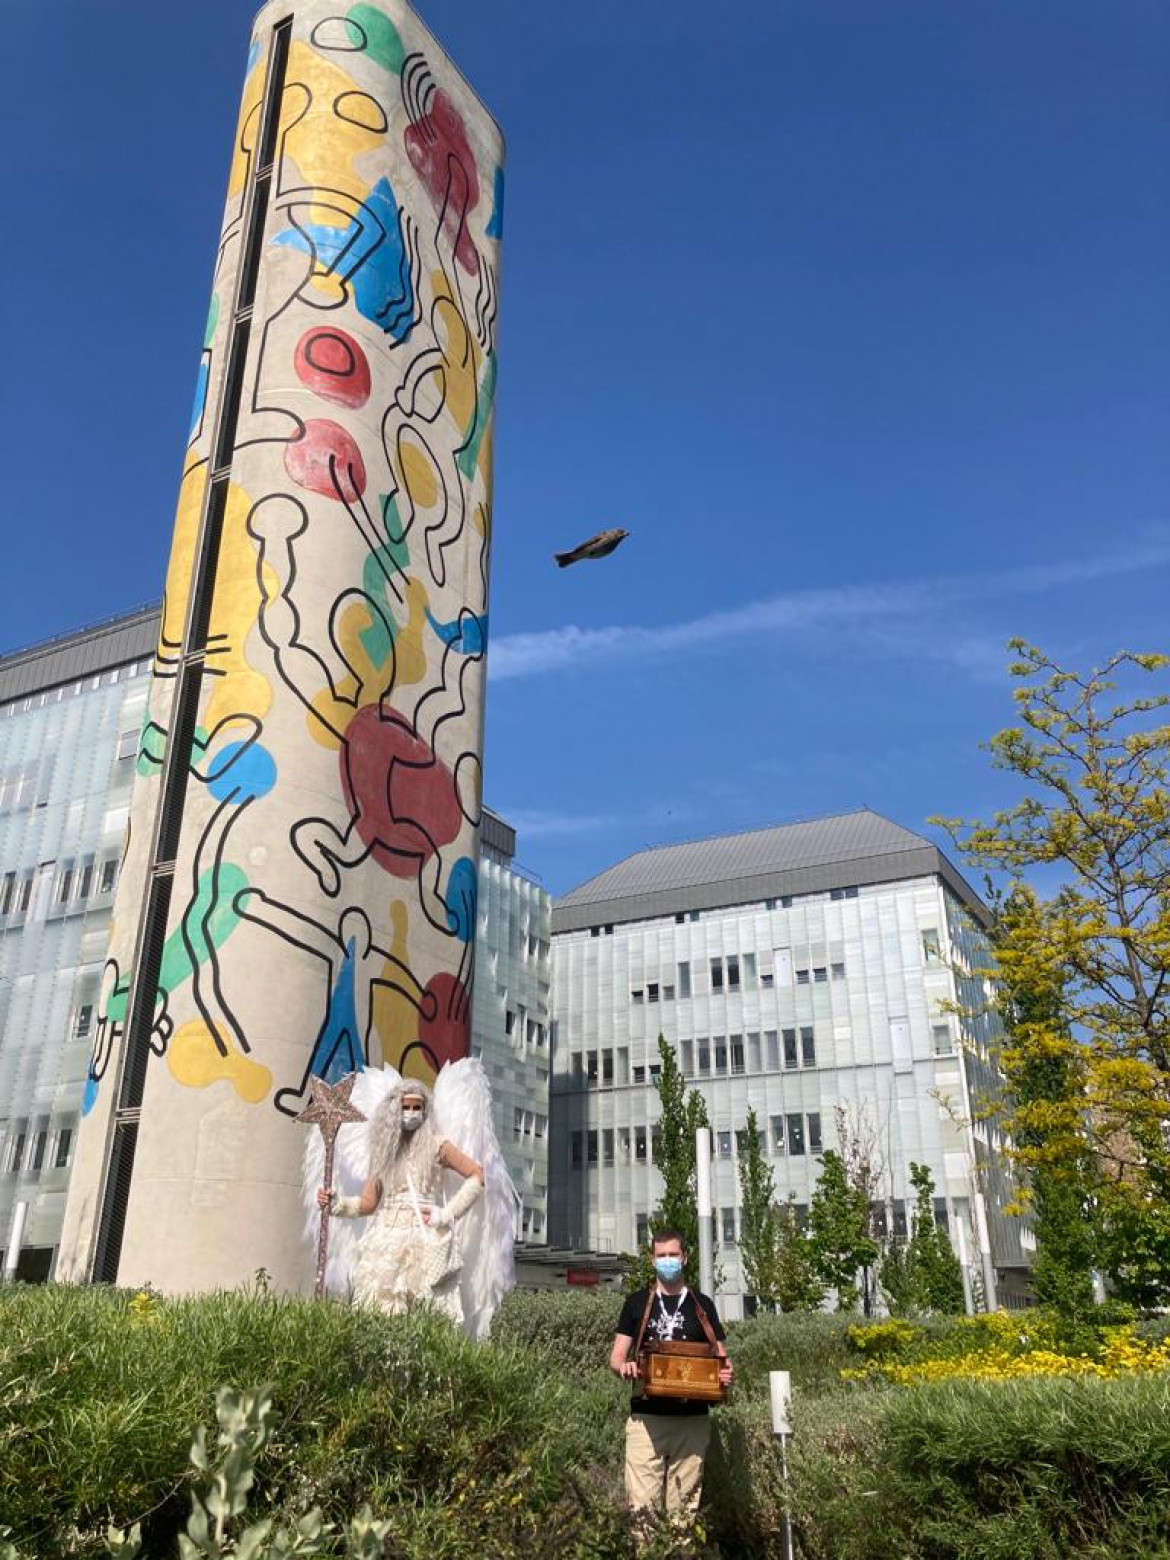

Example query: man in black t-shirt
[610,1229,733,1518]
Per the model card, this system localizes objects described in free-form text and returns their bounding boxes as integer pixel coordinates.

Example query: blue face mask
[654,1256,684,1283]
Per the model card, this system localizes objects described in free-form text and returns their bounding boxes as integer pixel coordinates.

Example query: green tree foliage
[938,643,1170,1305]
[808,1150,879,1311]
[993,887,1099,1316]
[774,1196,828,1313]
[625,1035,714,1291]
[737,1108,780,1308]
[876,1237,918,1318]
[907,1163,965,1314]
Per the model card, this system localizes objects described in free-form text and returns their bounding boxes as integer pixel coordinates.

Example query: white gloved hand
[331,1193,363,1218]
[430,1175,483,1229]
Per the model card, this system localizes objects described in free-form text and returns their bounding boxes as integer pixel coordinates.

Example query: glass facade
[0,658,151,1276]
[472,827,552,1244]
[550,865,1029,1316]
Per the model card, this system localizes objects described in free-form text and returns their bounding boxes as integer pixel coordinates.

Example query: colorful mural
[59,0,503,1292]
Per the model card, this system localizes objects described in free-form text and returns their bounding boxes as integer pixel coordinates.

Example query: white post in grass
[696,1126,714,1296]
[3,1200,28,1282]
[770,1370,795,1560]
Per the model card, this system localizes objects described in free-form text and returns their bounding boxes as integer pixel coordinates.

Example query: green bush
[489,1286,622,1381]
[723,1310,861,1397]
[789,1373,1170,1560]
[0,1284,629,1559]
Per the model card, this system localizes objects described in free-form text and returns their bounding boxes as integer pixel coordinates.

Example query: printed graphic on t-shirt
[648,1294,688,1342]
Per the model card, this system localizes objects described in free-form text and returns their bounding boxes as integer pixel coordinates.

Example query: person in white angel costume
[309,1060,519,1339]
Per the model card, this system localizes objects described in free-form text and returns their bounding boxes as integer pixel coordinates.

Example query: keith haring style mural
[60,0,502,1292]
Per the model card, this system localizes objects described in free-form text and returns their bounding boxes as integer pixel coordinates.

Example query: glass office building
[549,811,1032,1316]
[0,608,550,1276]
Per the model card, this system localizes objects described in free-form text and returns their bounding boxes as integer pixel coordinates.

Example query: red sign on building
[566,1267,601,1287]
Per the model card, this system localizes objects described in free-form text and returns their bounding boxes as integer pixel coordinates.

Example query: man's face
[652,1239,684,1265]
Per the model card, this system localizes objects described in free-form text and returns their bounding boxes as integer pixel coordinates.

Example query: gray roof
[552,809,985,932]
[0,603,160,705]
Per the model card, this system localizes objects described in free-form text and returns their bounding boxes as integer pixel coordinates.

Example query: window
[892,1199,908,1238]
[710,958,724,992]
[31,1132,47,1173]
[0,873,13,915]
[830,885,859,901]
[56,867,73,904]
[813,966,827,984]
[11,1133,26,1174]
[933,1197,950,1232]
[648,1063,661,1081]
[807,1113,823,1153]
[78,862,93,900]
[632,989,644,1004]
[513,1106,524,1141]
[635,1127,648,1162]
[765,1030,779,1070]
[602,1050,614,1087]
[932,1024,954,1056]
[783,1029,798,1069]
[786,1114,805,1156]
[116,728,139,761]
[761,970,774,988]
[100,859,118,894]
[678,961,691,998]
[871,1203,889,1239]
[571,1053,584,1083]
[633,1065,646,1085]
[697,1043,710,1075]
[534,1114,546,1139]
[923,929,942,964]
[604,925,614,936]
[590,927,600,938]
[770,1115,786,1154]
[681,1040,694,1075]
[796,968,810,986]
[636,1213,650,1248]
[831,961,846,980]
[717,1130,732,1159]
[647,982,659,1003]
[727,957,740,990]
[619,1128,631,1163]
[721,1207,737,1245]
[74,1005,93,1038]
[55,1128,72,1169]
[18,877,32,914]
[714,1039,727,1073]
[663,984,675,1001]
[731,1036,745,1074]
[571,1132,583,1166]
[675,912,686,925]
[743,952,757,989]
[801,1027,817,1068]
[587,1131,598,1164]
[603,1128,614,1166]
[506,1008,516,1036]
[747,1032,761,1072]
[651,1126,661,1163]
[586,1051,599,1085]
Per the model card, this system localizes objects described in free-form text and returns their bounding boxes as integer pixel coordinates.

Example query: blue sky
[3,1,1167,895]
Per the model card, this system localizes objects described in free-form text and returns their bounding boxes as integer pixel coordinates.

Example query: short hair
[651,1227,686,1253]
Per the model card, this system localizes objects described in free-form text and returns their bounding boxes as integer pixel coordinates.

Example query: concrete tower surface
[58,1,504,1292]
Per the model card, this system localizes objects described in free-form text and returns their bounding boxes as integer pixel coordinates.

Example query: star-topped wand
[296,1074,366,1300]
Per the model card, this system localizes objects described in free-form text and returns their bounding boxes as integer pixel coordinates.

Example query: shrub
[489,1286,621,1381]
[724,1310,865,1397]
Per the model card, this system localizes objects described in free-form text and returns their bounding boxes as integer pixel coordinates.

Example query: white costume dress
[352,1135,464,1322]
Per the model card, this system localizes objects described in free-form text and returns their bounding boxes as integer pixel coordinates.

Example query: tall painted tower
[58,0,504,1292]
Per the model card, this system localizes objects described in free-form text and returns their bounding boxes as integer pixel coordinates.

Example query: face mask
[402,1108,424,1131]
[654,1256,684,1283]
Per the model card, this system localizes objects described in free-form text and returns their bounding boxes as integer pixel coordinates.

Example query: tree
[835,1104,887,1315]
[993,886,1099,1317]
[626,1035,714,1292]
[907,1163,965,1313]
[938,643,1170,1305]
[737,1108,780,1308]
[877,1236,918,1317]
[773,1196,826,1312]
[807,1150,878,1311]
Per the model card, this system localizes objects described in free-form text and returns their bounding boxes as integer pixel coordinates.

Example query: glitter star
[295,1073,366,1146]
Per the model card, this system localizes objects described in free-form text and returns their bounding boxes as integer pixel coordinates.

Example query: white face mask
[402,1108,424,1132]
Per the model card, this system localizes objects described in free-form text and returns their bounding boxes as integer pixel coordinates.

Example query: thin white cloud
[488,533,1170,682]
[501,809,619,840]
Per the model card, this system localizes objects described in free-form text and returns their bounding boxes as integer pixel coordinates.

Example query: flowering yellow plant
[844,1324,1170,1385]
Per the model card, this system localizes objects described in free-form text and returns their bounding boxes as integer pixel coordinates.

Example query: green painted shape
[204,294,220,349]
[346,4,404,72]
[158,864,250,993]
[358,496,410,670]
[456,352,497,479]
[137,722,168,777]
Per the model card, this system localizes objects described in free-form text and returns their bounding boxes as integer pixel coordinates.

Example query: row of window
[633,1193,951,1252]
[504,1008,549,1047]
[569,1112,825,1171]
[512,1107,548,1142]
[0,855,119,919]
[2,1126,73,1176]
[632,952,851,1003]
[1,661,145,720]
[682,1027,818,1077]
[588,885,866,940]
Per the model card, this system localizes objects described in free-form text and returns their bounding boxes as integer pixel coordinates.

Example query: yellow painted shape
[168,1019,272,1104]
[305,577,429,748]
[430,272,480,435]
[205,483,273,730]
[401,438,439,510]
[370,903,435,1084]
[228,60,265,198]
[280,43,382,203]
[394,578,430,689]
[159,466,207,662]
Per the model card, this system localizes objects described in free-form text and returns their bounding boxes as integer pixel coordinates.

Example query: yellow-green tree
[938,642,1170,1305]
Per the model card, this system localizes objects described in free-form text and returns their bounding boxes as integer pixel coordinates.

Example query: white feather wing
[300,1066,401,1296]
[433,1057,520,1339]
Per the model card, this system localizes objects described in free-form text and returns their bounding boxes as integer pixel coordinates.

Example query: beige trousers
[624,1412,712,1516]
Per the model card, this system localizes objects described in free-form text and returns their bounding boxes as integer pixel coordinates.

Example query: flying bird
[554,528,630,569]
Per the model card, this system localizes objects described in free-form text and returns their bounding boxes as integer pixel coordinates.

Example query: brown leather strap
[692,1294,722,1352]
[632,1286,657,1358]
